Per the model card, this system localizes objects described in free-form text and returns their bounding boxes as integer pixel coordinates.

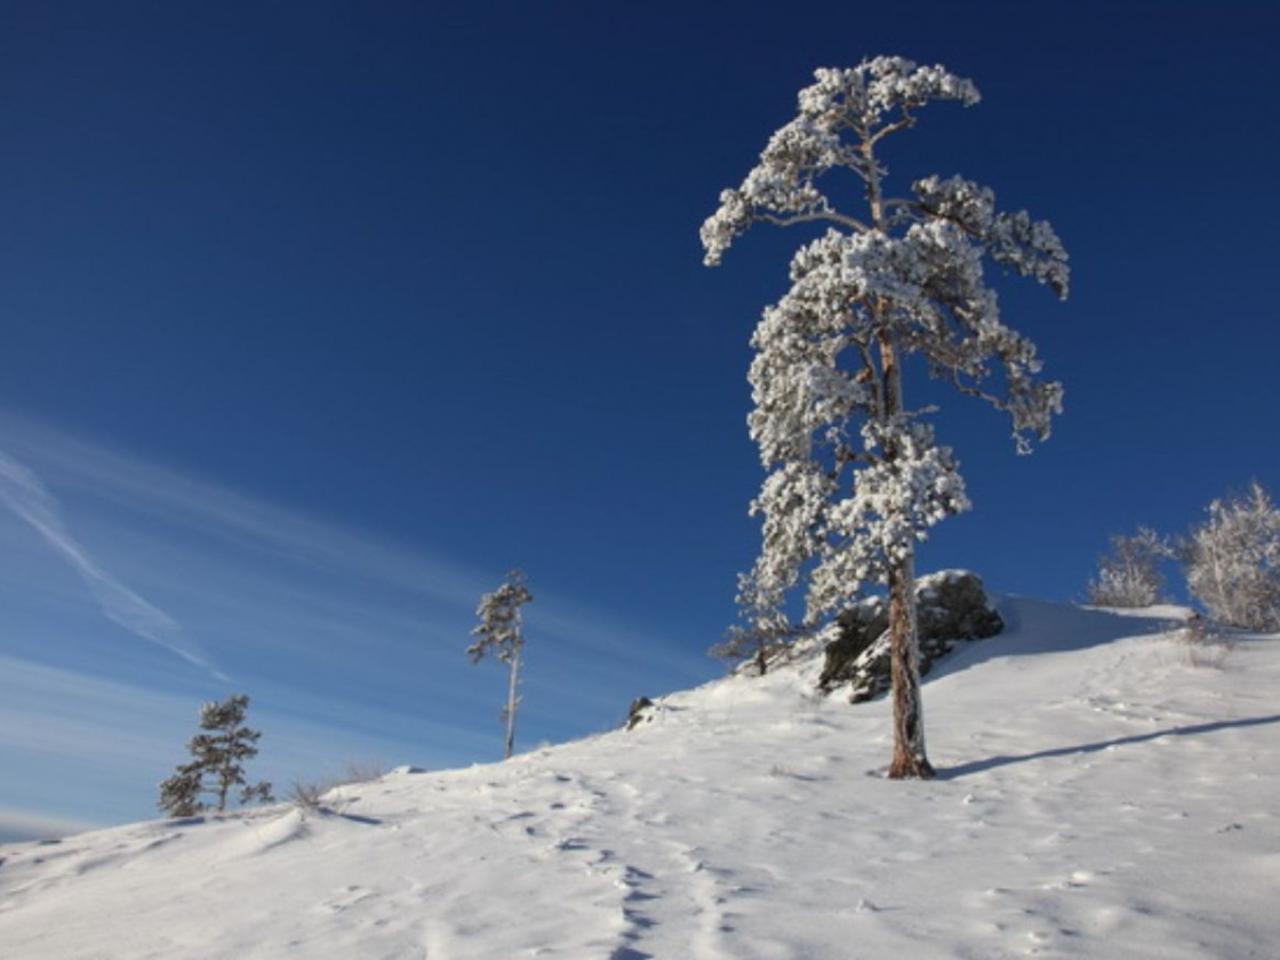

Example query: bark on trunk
[886,552,934,779]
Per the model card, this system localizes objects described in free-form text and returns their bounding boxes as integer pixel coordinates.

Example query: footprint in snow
[314,885,375,914]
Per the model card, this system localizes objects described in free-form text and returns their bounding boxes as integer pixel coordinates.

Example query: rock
[916,569,1004,645]
[625,696,655,731]
[816,597,887,690]
[818,570,1003,702]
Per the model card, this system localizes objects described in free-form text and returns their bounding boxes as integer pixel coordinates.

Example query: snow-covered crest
[4,601,1279,958]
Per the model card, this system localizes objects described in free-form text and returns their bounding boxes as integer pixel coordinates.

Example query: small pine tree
[1085,527,1171,607]
[468,570,533,760]
[711,567,794,675]
[1183,482,1280,630]
[157,694,274,816]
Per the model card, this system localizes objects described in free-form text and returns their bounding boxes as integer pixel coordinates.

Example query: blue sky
[2,1,1278,834]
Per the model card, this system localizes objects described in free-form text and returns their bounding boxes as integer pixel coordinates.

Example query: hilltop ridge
[2,598,1277,959]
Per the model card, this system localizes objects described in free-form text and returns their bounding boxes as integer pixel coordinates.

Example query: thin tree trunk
[503,647,520,760]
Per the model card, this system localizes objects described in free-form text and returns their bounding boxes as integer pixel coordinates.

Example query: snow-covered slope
[2,599,1278,959]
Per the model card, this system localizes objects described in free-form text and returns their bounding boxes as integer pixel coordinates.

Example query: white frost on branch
[701,58,980,268]
[468,571,531,666]
[1085,527,1172,608]
[807,418,969,619]
[1184,483,1280,631]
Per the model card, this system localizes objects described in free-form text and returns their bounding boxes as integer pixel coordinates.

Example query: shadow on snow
[940,713,1280,780]
[925,597,1188,684]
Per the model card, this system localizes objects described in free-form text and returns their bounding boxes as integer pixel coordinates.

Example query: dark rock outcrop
[817,598,889,691]
[625,696,655,731]
[818,570,1003,702]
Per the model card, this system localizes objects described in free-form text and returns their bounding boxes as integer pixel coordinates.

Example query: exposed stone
[916,570,1004,645]
[625,696,655,731]
[818,570,1003,702]
[816,597,887,690]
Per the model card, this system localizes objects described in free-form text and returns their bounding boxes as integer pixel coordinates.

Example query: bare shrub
[1178,612,1236,669]
[1183,482,1280,631]
[286,780,329,813]
[1086,527,1171,607]
[339,760,391,785]
[286,761,388,817]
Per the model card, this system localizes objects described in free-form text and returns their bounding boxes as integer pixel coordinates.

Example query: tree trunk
[886,551,934,779]
[865,137,932,780]
[503,648,520,760]
[878,327,934,781]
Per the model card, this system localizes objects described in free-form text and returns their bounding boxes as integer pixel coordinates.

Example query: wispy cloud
[0,410,712,828]
[0,808,100,843]
[0,654,484,829]
[0,449,220,676]
[0,411,708,679]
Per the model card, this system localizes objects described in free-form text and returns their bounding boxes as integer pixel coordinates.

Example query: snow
[2,598,1278,958]
[1084,603,1192,621]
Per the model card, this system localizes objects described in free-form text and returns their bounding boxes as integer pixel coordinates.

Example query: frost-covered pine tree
[468,570,533,760]
[711,569,786,675]
[157,694,273,816]
[701,57,1069,778]
[1183,482,1280,630]
[1086,527,1172,607]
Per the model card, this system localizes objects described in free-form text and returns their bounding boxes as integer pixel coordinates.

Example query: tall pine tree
[702,57,1069,778]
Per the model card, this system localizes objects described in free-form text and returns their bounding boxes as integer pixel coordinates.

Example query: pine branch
[759,210,869,233]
